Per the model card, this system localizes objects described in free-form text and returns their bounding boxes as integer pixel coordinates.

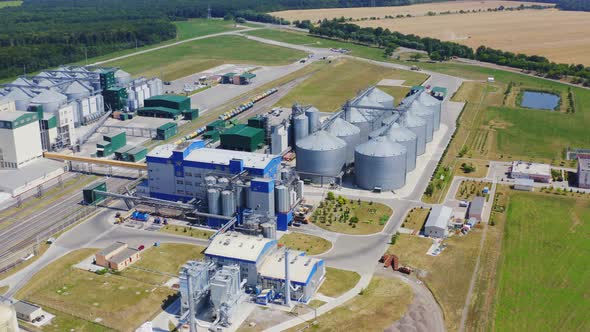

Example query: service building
[13,301,43,322]
[510,161,551,183]
[424,206,452,238]
[467,196,486,221]
[0,111,43,169]
[95,242,141,271]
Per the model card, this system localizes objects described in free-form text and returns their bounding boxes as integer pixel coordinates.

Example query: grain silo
[296,130,347,181]
[234,180,246,208]
[383,123,418,172]
[368,87,395,109]
[344,106,371,142]
[409,101,435,143]
[382,113,400,126]
[30,89,67,113]
[0,304,19,332]
[4,88,33,110]
[204,176,217,185]
[221,190,236,216]
[293,113,309,144]
[63,81,90,100]
[417,92,442,130]
[207,188,221,215]
[326,117,361,165]
[275,185,290,213]
[402,112,428,156]
[305,107,320,134]
[355,136,407,190]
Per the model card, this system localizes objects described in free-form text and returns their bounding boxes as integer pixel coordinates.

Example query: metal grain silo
[217,177,230,188]
[275,185,290,213]
[384,123,417,172]
[296,180,304,200]
[296,130,347,181]
[369,87,395,109]
[355,136,407,190]
[261,222,276,239]
[382,113,400,126]
[326,117,361,165]
[344,107,371,142]
[403,112,427,156]
[63,81,90,100]
[204,176,217,185]
[305,107,320,134]
[5,88,32,110]
[409,101,435,143]
[221,190,236,216]
[293,113,309,144]
[207,188,220,215]
[417,92,442,130]
[30,89,67,113]
[234,180,245,208]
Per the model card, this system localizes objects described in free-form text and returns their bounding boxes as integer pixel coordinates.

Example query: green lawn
[159,224,214,240]
[494,193,590,331]
[106,35,306,81]
[277,58,427,112]
[278,232,332,256]
[374,86,411,106]
[318,267,361,298]
[0,1,21,8]
[311,196,393,235]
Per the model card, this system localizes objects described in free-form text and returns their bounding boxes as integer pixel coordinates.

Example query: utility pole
[207,5,212,20]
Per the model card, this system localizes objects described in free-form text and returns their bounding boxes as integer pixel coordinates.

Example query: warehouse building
[156,122,178,140]
[425,206,452,238]
[513,178,534,191]
[578,154,590,189]
[510,161,551,183]
[220,124,265,152]
[13,301,43,323]
[95,241,141,271]
[96,131,126,157]
[467,196,486,221]
[138,95,198,120]
[0,111,43,169]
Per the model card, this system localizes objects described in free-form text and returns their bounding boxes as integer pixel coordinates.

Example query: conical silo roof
[355,136,406,157]
[5,87,33,100]
[31,89,67,103]
[382,113,400,126]
[409,99,432,115]
[384,123,417,142]
[418,92,440,106]
[64,81,90,95]
[296,130,346,151]
[11,77,33,86]
[368,87,394,108]
[326,118,361,136]
[404,111,426,127]
[345,106,370,124]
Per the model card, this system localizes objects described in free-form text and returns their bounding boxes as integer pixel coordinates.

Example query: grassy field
[455,180,491,201]
[0,1,22,8]
[39,308,116,332]
[276,58,426,112]
[453,158,489,178]
[492,193,590,331]
[388,230,484,332]
[318,267,361,298]
[159,224,214,240]
[0,286,7,295]
[401,207,430,232]
[311,196,393,235]
[278,232,332,256]
[106,35,306,81]
[287,276,413,332]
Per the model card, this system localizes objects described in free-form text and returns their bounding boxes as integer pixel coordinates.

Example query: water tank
[293,113,309,144]
[0,304,19,332]
[403,112,427,156]
[344,107,371,142]
[383,123,418,172]
[417,93,442,130]
[305,107,320,134]
[409,102,435,143]
[221,190,236,216]
[275,185,290,213]
[63,81,90,100]
[296,131,347,181]
[204,176,217,185]
[261,222,276,239]
[115,69,132,86]
[30,89,67,113]
[207,189,220,215]
[326,117,361,165]
[355,136,407,190]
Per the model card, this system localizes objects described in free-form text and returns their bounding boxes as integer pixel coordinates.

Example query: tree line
[509,0,590,12]
[310,19,590,85]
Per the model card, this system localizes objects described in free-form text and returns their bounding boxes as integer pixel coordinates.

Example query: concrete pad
[29,311,55,327]
[377,79,406,87]
[73,255,104,272]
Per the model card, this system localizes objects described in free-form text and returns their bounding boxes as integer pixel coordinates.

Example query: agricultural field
[455,180,491,201]
[310,194,393,234]
[105,35,306,81]
[318,267,361,297]
[272,1,544,22]
[278,232,332,256]
[356,9,590,65]
[492,193,590,331]
[276,58,427,112]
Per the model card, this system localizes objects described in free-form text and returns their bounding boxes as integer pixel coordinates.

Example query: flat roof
[425,206,452,229]
[221,124,263,138]
[205,232,275,263]
[0,159,64,192]
[0,110,31,122]
[259,248,322,285]
[579,155,590,171]
[469,197,486,216]
[109,247,139,264]
[147,144,176,159]
[14,301,41,315]
[146,95,188,103]
[514,178,535,186]
[185,148,277,170]
[511,161,551,177]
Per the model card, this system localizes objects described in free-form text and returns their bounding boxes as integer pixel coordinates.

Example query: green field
[318,267,361,298]
[0,1,21,8]
[278,232,332,255]
[106,35,306,81]
[277,58,427,112]
[494,193,590,331]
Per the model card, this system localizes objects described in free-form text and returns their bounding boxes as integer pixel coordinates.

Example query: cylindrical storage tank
[0,304,19,332]
[368,126,387,140]
[293,113,309,144]
[261,222,276,239]
[5,88,32,110]
[244,181,252,209]
[417,93,442,130]
[217,177,229,188]
[409,102,435,143]
[221,190,236,217]
[204,176,217,185]
[296,131,347,182]
[403,112,427,156]
[234,180,245,208]
[275,185,290,213]
[326,117,361,165]
[207,189,220,215]
[30,90,67,113]
[355,136,407,190]
[296,180,304,199]
[64,81,90,100]
[382,113,400,126]
[384,123,418,172]
[369,87,395,109]
[305,107,320,134]
[344,107,371,142]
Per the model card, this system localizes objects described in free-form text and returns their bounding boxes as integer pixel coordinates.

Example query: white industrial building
[510,161,551,183]
[424,206,452,238]
[0,111,43,169]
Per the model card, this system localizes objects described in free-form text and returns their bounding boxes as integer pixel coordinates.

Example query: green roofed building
[220,124,264,152]
[410,86,425,95]
[144,95,190,111]
[431,87,448,101]
[139,95,198,120]
[137,106,182,119]
[221,73,237,84]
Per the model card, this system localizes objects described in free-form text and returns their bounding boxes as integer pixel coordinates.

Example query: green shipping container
[156,122,178,140]
[144,95,190,111]
[82,182,107,205]
[104,131,126,151]
[220,124,264,152]
[128,146,148,162]
[182,109,199,121]
[203,130,220,142]
[114,145,135,161]
[206,120,226,131]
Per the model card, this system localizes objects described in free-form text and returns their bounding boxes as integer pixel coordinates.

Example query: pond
[520,91,560,111]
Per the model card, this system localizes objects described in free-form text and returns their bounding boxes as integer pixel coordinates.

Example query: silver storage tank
[204,176,217,185]
[369,87,395,109]
[296,130,347,182]
[326,117,361,165]
[234,180,245,208]
[384,123,418,172]
[293,113,309,144]
[261,222,276,239]
[221,190,236,216]
[409,101,435,143]
[217,177,230,188]
[207,189,221,215]
[305,107,320,134]
[64,81,90,100]
[355,136,407,190]
[417,92,442,130]
[275,185,290,213]
[382,113,400,126]
[344,107,371,142]
[30,89,67,113]
[5,88,32,110]
[403,112,428,156]
[296,180,304,200]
